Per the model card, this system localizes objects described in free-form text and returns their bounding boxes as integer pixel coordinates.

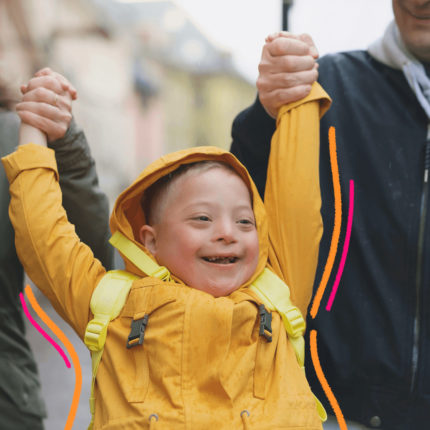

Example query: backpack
[83,232,326,429]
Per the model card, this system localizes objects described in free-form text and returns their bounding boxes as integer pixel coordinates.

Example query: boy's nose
[214,220,237,244]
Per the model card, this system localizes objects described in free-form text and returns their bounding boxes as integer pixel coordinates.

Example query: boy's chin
[192,279,242,298]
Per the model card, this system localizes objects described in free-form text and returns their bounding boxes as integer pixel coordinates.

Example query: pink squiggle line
[19,292,71,368]
[326,179,355,311]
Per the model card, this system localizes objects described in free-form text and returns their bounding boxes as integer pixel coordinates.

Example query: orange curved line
[25,285,82,430]
[310,126,342,319]
[310,329,347,430]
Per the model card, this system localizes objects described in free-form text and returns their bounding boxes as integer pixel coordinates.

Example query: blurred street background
[1,0,393,428]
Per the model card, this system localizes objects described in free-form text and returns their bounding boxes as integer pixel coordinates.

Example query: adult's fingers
[265,31,296,43]
[257,67,318,118]
[258,85,313,118]
[16,101,72,123]
[264,32,319,59]
[257,68,319,95]
[17,110,69,142]
[17,99,72,142]
[259,53,316,75]
[298,33,319,59]
[266,36,312,57]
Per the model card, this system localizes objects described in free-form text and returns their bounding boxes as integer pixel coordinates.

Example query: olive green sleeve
[48,119,114,270]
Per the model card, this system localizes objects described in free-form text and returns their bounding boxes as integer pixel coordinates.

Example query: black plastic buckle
[259,304,272,342]
[126,315,149,349]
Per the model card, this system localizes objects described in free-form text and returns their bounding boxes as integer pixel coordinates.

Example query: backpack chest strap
[84,270,138,430]
[249,268,326,422]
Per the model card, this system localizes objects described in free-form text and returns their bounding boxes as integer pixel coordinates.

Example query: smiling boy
[139,162,259,297]
[3,82,330,429]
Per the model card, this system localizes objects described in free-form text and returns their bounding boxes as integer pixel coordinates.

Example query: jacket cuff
[1,143,58,183]
[277,83,332,125]
[48,117,93,172]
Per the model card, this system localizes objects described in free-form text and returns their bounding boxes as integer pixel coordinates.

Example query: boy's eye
[238,219,254,226]
[194,215,210,221]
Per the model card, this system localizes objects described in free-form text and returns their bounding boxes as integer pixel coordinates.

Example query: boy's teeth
[205,257,236,264]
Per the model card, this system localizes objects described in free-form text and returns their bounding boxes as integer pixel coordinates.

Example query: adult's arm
[49,120,114,269]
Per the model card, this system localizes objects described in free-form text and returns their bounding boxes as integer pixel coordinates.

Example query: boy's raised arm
[264,83,330,316]
[17,68,114,269]
[1,72,107,337]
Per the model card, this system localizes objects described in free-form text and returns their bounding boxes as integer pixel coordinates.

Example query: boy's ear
[139,225,157,256]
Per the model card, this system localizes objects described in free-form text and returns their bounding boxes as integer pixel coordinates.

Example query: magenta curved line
[326,179,354,311]
[19,292,71,368]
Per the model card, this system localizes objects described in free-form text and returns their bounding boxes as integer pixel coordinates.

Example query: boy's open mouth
[202,256,238,264]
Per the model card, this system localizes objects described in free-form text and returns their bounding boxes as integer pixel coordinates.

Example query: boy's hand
[257,32,319,118]
[16,68,77,142]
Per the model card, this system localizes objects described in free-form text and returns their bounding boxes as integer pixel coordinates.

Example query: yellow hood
[110,146,269,286]
[3,82,329,429]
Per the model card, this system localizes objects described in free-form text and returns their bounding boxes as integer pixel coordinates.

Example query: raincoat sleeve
[49,118,114,270]
[265,83,331,316]
[1,144,106,338]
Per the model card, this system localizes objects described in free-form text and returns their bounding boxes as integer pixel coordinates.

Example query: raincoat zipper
[411,123,430,392]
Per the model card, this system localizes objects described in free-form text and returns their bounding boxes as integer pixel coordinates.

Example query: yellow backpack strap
[249,268,327,422]
[250,268,305,365]
[109,231,171,281]
[84,270,138,430]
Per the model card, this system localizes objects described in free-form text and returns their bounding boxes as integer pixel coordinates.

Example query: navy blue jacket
[231,51,430,429]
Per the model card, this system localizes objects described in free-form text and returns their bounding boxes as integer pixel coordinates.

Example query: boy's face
[139,167,259,297]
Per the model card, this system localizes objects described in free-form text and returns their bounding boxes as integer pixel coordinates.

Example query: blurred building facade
[1,0,256,200]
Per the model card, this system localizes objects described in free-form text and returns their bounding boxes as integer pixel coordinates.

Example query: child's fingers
[50,73,77,99]
[34,68,78,100]
[34,67,53,77]
[27,74,77,100]
[25,75,64,96]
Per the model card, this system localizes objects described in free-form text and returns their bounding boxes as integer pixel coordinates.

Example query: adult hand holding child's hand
[257,32,319,118]
[16,67,77,145]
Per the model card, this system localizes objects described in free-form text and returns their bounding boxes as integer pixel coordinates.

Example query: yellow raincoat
[2,83,330,429]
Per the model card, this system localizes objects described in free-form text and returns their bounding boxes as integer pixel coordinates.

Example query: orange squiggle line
[25,285,82,430]
[310,329,347,430]
[310,126,342,319]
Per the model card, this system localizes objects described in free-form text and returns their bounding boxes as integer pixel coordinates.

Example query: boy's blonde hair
[141,161,241,225]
